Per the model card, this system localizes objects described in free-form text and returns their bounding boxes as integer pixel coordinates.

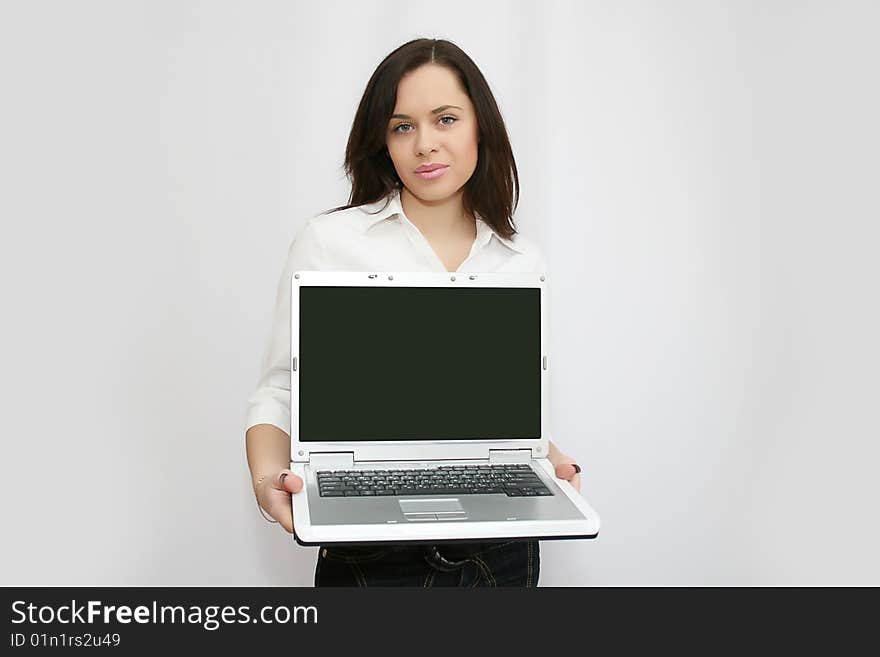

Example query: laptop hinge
[488,448,534,464]
[308,452,355,470]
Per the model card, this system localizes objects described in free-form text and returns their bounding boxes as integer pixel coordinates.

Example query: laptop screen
[298,286,541,442]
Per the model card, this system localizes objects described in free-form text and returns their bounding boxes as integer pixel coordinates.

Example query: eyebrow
[390,105,463,120]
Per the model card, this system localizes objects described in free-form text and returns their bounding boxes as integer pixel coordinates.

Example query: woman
[245,38,582,586]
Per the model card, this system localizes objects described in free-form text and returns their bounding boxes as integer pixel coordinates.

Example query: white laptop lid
[290,271,551,464]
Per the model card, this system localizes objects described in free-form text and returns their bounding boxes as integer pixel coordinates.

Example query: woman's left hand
[548,440,581,493]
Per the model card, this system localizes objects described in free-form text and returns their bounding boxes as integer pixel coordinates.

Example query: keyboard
[315,464,553,498]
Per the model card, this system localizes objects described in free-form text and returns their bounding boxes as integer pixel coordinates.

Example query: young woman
[245,38,582,587]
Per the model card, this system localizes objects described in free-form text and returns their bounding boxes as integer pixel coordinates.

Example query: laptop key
[321,491,344,497]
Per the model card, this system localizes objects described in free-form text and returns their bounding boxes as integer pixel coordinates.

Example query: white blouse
[244,188,548,435]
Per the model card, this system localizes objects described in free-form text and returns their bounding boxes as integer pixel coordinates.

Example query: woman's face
[386,64,480,204]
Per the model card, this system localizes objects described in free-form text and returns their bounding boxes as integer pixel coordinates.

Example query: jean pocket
[318,546,430,587]
[472,540,540,587]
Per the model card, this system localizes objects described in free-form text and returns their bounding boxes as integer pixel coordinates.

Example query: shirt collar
[360,188,525,254]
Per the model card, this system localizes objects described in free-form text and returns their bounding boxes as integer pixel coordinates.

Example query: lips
[415,166,449,181]
[415,164,448,173]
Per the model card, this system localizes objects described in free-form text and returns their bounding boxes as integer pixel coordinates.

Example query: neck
[400,187,476,240]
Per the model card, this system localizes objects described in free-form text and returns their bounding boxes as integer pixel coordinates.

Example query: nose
[416,133,439,157]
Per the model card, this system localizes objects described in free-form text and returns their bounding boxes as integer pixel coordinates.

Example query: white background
[1,0,877,585]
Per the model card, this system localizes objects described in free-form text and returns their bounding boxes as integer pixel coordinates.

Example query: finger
[554,463,580,481]
[266,480,295,534]
[571,472,581,493]
[276,471,299,534]
[277,469,304,494]
[277,503,293,534]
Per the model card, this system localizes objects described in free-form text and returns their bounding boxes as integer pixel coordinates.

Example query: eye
[392,115,458,134]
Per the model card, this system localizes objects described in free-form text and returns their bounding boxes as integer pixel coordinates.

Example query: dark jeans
[314,540,540,587]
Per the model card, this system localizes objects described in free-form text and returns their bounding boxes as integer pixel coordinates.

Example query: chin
[405,179,460,202]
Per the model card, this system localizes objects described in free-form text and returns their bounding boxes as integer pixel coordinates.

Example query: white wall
[1,0,877,585]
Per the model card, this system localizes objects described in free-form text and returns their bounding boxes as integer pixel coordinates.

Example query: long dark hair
[321,38,521,240]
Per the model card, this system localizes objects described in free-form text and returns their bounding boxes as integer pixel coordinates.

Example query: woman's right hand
[255,469,304,533]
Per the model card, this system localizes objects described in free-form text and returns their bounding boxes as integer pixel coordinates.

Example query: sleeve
[244,219,325,435]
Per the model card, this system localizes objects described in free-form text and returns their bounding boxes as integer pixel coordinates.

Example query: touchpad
[399,499,463,514]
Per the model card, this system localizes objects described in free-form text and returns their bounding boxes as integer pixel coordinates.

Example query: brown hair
[321,38,521,239]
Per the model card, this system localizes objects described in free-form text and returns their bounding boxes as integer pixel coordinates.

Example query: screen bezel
[289,271,550,464]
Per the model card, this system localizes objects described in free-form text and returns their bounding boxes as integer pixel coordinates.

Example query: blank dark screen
[298,286,541,442]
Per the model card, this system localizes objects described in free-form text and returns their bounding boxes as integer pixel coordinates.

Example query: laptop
[288,270,601,546]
